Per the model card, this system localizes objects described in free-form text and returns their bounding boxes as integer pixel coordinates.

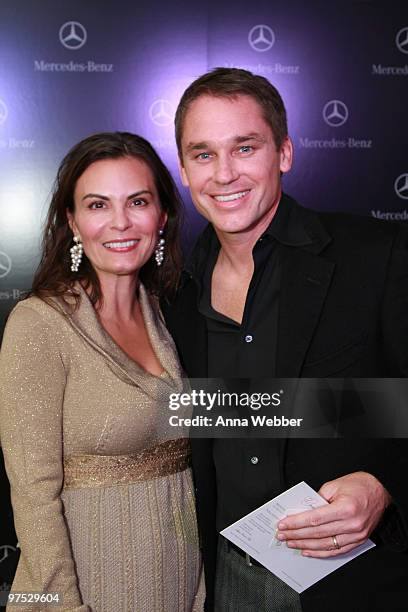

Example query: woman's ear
[159,211,168,231]
[66,209,79,237]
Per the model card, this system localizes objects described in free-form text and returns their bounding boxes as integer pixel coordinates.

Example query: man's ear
[279,136,293,174]
[178,156,189,187]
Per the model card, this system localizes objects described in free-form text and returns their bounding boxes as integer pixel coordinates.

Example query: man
[163,68,408,611]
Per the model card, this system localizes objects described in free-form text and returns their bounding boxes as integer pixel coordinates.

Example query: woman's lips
[103,239,140,252]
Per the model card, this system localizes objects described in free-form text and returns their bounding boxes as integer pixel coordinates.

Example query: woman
[0,132,204,611]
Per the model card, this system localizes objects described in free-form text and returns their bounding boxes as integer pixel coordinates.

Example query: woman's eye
[89,201,105,209]
[130,199,146,206]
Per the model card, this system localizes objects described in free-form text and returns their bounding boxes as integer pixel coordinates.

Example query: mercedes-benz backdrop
[0,0,407,597]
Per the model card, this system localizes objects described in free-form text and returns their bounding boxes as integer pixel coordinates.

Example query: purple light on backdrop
[0,0,407,300]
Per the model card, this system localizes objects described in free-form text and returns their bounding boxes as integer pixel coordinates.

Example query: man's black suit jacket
[163,195,408,612]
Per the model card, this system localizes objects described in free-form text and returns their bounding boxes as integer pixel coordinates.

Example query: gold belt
[63,438,191,489]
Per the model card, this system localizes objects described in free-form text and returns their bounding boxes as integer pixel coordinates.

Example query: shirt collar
[184,192,317,281]
[262,192,313,246]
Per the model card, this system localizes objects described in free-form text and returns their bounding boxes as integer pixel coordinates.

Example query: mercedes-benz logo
[59,21,87,50]
[0,251,12,279]
[0,98,8,125]
[323,100,349,127]
[248,25,275,52]
[0,545,17,564]
[149,99,174,127]
[394,174,408,200]
[396,27,408,54]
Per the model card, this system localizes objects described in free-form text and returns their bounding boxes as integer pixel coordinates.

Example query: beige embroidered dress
[0,284,203,612]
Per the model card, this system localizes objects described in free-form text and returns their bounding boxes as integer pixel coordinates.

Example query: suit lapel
[179,280,208,377]
[164,276,208,378]
[276,208,335,377]
[173,227,216,378]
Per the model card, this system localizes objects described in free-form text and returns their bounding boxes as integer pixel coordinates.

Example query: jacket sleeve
[0,304,90,611]
[382,223,408,375]
[377,224,408,550]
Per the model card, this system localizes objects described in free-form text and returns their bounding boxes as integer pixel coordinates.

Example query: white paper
[220,481,375,593]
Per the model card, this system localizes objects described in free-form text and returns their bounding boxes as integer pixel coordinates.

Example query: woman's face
[68,156,166,280]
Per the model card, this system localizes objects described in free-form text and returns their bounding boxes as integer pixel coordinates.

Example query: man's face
[179,94,292,238]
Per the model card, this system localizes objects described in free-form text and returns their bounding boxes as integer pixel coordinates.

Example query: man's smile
[213,190,250,203]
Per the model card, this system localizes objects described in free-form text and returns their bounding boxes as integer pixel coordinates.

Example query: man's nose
[213,155,239,184]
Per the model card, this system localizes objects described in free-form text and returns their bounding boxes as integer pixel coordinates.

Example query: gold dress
[0,284,204,612]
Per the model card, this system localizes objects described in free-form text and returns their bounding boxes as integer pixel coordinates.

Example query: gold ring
[332,535,340,550]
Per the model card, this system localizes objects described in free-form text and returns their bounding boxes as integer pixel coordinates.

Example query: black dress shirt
[197,197,312,531]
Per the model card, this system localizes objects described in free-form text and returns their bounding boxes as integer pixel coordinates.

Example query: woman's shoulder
[12,294,58,315]
[1,295,78,360]
[6,294,73,330]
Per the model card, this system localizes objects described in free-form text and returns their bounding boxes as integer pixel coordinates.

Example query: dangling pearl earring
[70,236,83,272]
[155,229,165,267]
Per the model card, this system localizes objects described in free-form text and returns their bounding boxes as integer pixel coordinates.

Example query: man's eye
[196,152,211,160]
[239,145,253,154]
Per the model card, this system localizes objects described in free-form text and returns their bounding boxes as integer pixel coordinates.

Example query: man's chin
[212,220,253,236]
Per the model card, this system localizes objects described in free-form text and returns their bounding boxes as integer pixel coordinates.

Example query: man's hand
[276,471,391,557]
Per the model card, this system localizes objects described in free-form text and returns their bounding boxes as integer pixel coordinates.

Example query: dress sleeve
[0,304,90,611]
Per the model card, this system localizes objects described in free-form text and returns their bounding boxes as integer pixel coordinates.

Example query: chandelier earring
[70,236,83,272]
[155,229,165,267]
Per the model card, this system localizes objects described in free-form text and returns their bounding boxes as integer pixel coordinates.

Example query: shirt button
[250,456,259,465]
[245,334,253,343]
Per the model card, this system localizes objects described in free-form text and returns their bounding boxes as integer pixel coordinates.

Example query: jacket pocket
[302,332,368,376]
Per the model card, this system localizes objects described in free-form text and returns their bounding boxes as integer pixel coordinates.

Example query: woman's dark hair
[31,132,183,306]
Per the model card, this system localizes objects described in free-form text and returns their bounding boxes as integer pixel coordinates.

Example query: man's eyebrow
[234,133,266,144]
[184,133,267,154]
[81,190,152,202]
[184,142,209,154]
